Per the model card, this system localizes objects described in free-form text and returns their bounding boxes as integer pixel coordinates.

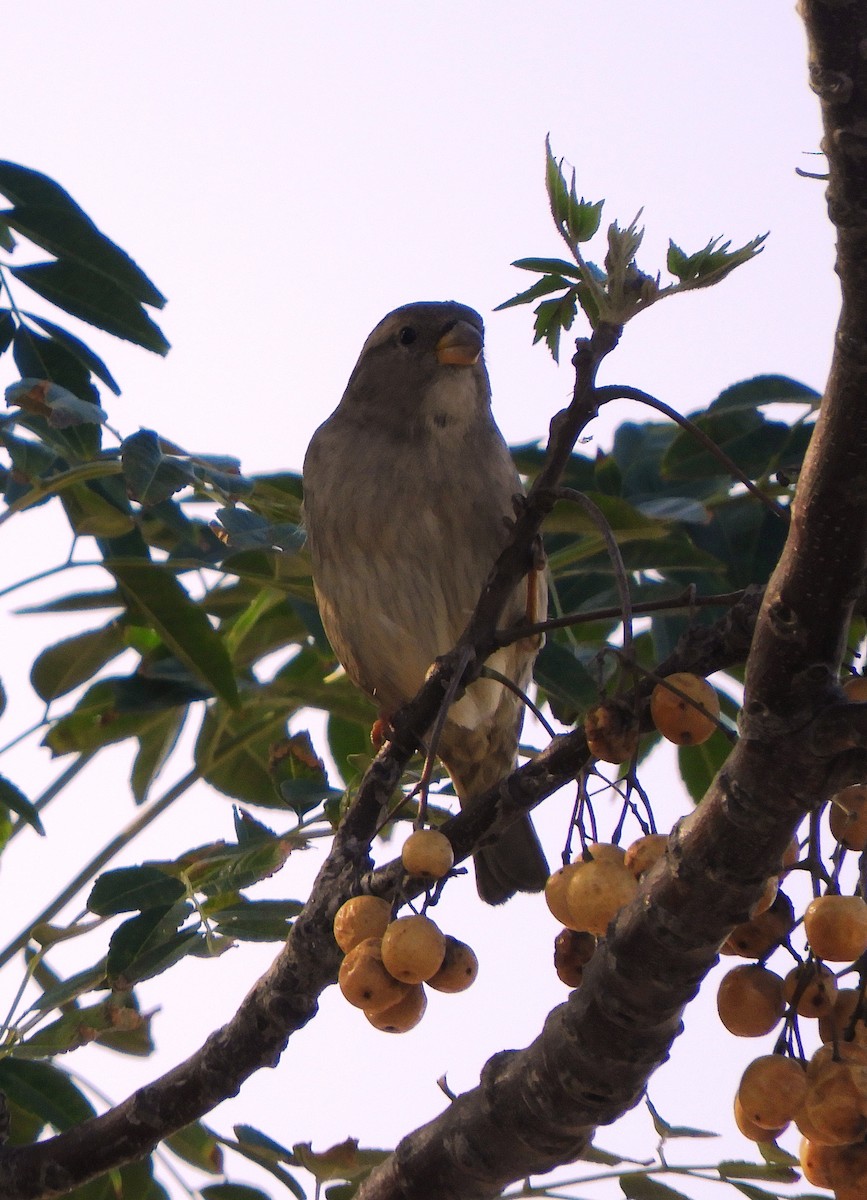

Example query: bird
[302,300,549,904]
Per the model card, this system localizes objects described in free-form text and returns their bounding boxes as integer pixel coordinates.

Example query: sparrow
[302,301,548,904]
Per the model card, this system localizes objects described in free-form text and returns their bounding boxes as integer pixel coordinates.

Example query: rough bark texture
[2,4,867,1197]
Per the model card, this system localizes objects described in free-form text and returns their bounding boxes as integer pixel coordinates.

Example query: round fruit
[553,928,596,987]
[427,936,478,993]
[624,833,668,879]
[804,894,867,962]
[717,965,784,1037]
[365,984,427,1033]
[784,962,837,1018]
[734,1095,787,1143]
[722,892,795,957]
[780,836,800,872]
[819,988,866,1046]
[830,785,867,851]
[338,937,409,1013]
[586,841,625,865]
[650,672,720,745]
[737,1055,807,1129]
[584,702,640,764]
[565,858,638,936]
[545,863,583,928]
[401,829,454,881]
[799,1137,838,1188]
[804,1059,867,1145]
[843,675,867,702]
[380,915,446,984]
[333,895,392,954]
[827,1139,867,1194]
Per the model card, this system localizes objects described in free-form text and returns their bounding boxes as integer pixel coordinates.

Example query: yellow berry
[784,962,837,1018]
[401,829,454,881]
[804,894,867,962]
[624,833,668,879]
[716,965,785,1037]
[737,1055,806,1130]
[830,785,867,851]
[380,915,446,984]
[650,672,720,745]
[333,895,392,954]
[338,937,408,1013]
[365,984,427,1033]
[427,936,478,993]
[544,863,583,928]
[565,858,638,936]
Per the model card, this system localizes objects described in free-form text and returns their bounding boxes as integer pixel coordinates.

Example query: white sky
[0,5,837,1199]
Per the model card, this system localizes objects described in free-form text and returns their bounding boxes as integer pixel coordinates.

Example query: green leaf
[511,256,584,277]
[13,998,145,1060]
[711,374,821,412]
[532,289,579,361]
[109,561,239,707]
[327,714,373,787]
[619,1176,692,1200]
[209,897,303,941]
[0,307,16,353]
[121,429,197,505]
[131,707,187,804]
[10,261,169,354]
[494,272,573,313]
[545,137,604,246]
[87,865,187,916]
[0,160,165,306]
[7,377,107,428]
[107,911,199,986]
[30,961,109,1012]
[646,1097,717,1140]
[30,620,127,702]
[178,834,298,896]
[230,1125,305,1198]
[0,1058,96,1130]
[165,1122,224,1174]
[30,315,121,394]
[667,233,767,288]
[0,774,44,833]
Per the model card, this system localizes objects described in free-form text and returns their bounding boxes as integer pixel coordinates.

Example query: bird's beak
[435,320,483,366]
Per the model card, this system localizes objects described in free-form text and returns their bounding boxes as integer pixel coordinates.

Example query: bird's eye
[397,326,417,346]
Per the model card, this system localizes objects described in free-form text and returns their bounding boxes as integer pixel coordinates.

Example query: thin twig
[595,383,789,519]
[495,588,747,646]
[541,487,634,657]
[479,665,557,738]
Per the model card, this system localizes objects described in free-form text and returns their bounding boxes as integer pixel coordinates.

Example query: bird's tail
[474,817,549,905]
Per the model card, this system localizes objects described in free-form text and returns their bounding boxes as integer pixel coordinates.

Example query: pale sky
[0,5,835,1198]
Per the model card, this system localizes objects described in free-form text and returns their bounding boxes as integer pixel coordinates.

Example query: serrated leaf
[30,316,121,394]
[30,620,127,702]
[667,233,767,288]
[0,161,165,306]
[0,1058,96,1130]
[0,774,44,833]
[108,561,239,707]
[87,865,187,916]
[107,913,199,987]
[10,261,169,354]
[494,272,573,313]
